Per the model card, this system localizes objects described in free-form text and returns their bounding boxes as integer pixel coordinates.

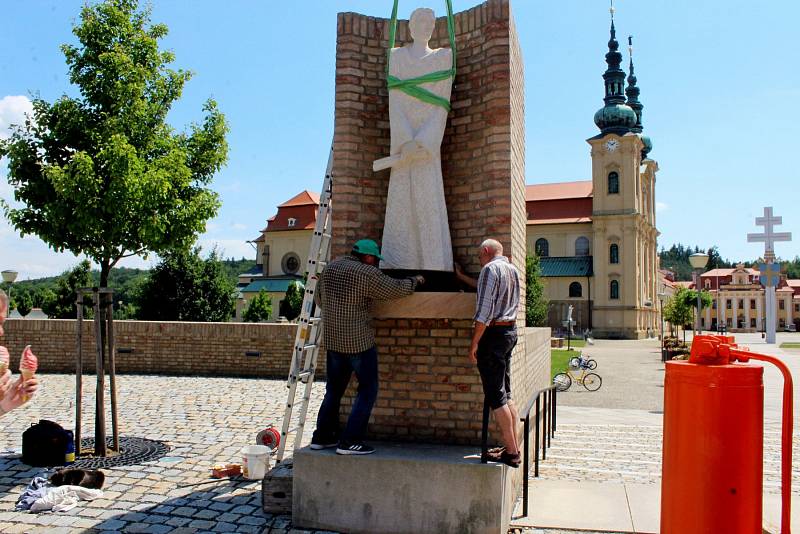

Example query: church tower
[588,7,659,338]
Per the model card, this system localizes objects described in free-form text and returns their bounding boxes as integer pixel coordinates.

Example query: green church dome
[594,104,637,132]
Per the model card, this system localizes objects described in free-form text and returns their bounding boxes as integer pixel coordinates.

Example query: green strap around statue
[386,0,457,111]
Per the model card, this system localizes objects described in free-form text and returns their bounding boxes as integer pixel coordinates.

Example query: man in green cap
[311,239,424,455]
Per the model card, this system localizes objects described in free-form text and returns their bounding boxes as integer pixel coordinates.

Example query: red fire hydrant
[661,335,793,534]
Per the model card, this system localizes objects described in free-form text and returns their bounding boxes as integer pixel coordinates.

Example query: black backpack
[22,420,71,467]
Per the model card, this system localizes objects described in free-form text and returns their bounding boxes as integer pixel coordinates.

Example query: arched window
[610,280,620,300]
[569,282,582,298]
[535,238,549,257]
[608,172,620,194]
[609,243,619,264]
[575,237,590,257]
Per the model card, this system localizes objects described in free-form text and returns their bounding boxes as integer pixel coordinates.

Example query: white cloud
[231,223,247,231]
[0,95,33,139]
[656,202,669,213]
[197,238,255,260]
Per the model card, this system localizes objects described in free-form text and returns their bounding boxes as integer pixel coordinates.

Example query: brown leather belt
[489,320,515,327]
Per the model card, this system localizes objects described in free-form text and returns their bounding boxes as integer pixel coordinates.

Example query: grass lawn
[780,343,800,349]
[555,338,586,348]
[551,349,580,378]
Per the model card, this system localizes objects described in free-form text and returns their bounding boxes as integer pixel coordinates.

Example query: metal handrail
[480,384,558,519]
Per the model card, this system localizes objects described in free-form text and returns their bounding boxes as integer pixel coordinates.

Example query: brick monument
[291,2,550,532]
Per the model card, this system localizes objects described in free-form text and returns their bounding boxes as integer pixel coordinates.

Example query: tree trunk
[100,260,110,288]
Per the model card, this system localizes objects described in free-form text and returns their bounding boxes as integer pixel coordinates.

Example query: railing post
[481,396,490,463]
[523,413,530,517]
[542,391,548,461]
[552,388,557,435]
[547,389,552,448]
[534,394,540,477]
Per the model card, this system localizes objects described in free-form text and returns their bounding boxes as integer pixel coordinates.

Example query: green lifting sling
[387,0,457,111]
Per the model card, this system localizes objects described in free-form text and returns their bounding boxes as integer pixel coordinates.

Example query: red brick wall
[332,0,525,274]
[340,322,551,445]
[0,319,324,378]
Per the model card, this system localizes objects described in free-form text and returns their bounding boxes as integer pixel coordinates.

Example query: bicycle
[553,359,602,392]
[568,353,597,370]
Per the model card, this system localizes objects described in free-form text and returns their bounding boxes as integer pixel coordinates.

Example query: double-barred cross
[747,206,792,255]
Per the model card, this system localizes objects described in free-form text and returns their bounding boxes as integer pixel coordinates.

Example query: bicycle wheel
[587,359,598,370]
[553,373,572,391]
[583,372,602,391]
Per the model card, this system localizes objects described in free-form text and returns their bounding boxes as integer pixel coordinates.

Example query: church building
[526,19,660,339]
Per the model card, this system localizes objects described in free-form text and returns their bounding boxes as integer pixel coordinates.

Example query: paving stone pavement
[0,373,565,534]
[538,422,800,495]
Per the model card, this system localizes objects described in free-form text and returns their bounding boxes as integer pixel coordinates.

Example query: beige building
[525,21,661,338]
[695,265,800,333]
[236,191,318,321]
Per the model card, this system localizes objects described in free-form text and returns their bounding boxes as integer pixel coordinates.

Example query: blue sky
[2,0,799,279]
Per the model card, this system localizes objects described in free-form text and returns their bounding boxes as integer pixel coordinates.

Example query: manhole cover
[73,436,171,468]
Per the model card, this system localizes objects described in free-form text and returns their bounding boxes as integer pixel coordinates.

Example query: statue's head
[409,8,436,43]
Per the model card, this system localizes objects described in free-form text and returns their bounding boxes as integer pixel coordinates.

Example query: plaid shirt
[317,256,417,354]
[474,256,521,324]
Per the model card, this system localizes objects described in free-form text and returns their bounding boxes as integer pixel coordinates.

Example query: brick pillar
[331,0,530,445]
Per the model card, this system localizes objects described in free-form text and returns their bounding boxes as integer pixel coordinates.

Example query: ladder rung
[297,370,313,379]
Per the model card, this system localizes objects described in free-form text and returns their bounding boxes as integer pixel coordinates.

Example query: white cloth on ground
[30,485,103,513]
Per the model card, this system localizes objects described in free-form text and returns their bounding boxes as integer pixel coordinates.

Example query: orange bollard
[661,334,793,534]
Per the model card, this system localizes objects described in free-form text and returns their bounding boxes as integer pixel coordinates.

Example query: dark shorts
[476,326,518,410]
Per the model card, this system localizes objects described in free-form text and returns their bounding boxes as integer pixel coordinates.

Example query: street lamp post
[689,253,709,337]
[1,270,19,307]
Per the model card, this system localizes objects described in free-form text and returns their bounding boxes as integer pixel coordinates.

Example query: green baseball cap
[352,239,383,260]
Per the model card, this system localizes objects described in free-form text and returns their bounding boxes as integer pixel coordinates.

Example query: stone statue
[374,7,454,272]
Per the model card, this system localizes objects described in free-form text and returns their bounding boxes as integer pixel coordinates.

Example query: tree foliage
[137,248,235,322]
[279,281,304,321]
[0,0,228,288]
[243,290,273,323]
[42,260,94,319]
[15,293,33,317]
[525,255,549,327]
[659,244,734,281]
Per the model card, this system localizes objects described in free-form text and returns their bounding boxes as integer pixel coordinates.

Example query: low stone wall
[0,319,317,378]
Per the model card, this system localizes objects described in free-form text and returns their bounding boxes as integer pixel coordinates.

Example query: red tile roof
[526,181,593,201]
[266,191,320,232]
[278,190,320,208]
[526,181,593,226]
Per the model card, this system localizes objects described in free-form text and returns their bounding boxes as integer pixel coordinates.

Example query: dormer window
[288,218,297,227]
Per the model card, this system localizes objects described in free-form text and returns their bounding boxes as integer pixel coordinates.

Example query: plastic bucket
[241,445,270,480]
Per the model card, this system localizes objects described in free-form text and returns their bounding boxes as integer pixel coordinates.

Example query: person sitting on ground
[0,290,39,417]
[311,239,425,456]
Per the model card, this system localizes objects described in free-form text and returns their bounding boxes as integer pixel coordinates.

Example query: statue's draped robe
[380,46,454,271]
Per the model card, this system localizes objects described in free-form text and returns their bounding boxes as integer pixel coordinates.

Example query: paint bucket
[241,445,270,480]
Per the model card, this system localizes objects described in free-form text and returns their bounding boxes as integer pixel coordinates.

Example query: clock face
[605,139,619,152]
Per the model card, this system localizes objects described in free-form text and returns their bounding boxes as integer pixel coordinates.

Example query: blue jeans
[313,346,379,444]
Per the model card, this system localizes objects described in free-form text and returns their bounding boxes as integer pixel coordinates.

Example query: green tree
[42,260,94,319]
[136,247,235,322]
[279,281,304,321]
[15,292,33,317]
[525,255,549,327]
[0,0,228,288]
[243,290,273,323]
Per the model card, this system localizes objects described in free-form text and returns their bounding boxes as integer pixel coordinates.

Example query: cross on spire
[747,206,792,256]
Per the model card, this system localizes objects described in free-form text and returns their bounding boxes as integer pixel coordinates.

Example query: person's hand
[0,375,38,414]
[469,345,478,364]
[414,275,426,286]
[0,369,12,401]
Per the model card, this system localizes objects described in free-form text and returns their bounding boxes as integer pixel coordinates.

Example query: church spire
[625,35,653,158]
[593,1,637,136]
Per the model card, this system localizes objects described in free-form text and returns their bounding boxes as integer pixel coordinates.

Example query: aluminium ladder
[276,147,333,463]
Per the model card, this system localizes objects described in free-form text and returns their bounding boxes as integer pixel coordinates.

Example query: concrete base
[293,442,516,534]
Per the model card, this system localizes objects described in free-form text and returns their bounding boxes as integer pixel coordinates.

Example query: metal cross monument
[747,207,792,259]
[747,206,792,343]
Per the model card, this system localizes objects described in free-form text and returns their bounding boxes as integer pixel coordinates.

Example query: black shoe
[498,451,521,468]
[336,442,375,455]
[310,436,338,450]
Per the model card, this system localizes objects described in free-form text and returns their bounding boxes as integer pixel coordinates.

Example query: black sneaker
[310,437,338,450]
[335,442,375,455]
